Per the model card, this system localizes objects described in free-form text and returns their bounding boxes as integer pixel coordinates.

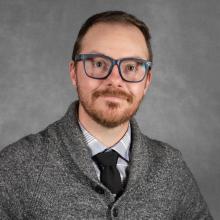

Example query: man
[0,11,213,219]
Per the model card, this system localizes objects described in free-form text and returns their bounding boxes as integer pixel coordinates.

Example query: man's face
[70,22,152,128]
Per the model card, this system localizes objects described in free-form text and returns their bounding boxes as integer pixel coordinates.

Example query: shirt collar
[79,121,131,162]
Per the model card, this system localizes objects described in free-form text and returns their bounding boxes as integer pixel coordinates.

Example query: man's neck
[78,105,129,148]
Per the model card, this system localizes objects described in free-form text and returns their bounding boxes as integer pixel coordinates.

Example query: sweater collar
[58,101,151,193]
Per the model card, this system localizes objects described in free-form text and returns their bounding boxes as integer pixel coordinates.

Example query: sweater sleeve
[0,207,10,220]
[174,158,213,220]
[0,133,48,220]
[0,185,10,220]
[0,151,27,219]
[0,179,17,220]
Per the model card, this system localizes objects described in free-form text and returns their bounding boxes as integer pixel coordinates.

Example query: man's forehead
[79,22,149,59]
[82,21,143,37]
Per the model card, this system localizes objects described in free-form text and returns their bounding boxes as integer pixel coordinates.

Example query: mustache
[92,88,133,103]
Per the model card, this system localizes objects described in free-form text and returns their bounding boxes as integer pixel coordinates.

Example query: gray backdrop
[0,0,219,218]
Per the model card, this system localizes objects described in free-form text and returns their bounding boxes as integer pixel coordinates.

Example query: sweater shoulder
[142,134,183,161]
[0,121,61,218]
[141,134,196,183]
[142,134,194,175]
[141,135,195,184]
[0,119,61,178]
[1,130,46,165]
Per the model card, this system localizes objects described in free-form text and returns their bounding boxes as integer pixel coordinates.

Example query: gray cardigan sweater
[0,101,212,220]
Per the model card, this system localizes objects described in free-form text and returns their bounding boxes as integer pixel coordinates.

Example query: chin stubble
[78,87,143,128]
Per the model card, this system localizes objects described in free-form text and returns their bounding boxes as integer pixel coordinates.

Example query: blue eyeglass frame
[74,53,152,83]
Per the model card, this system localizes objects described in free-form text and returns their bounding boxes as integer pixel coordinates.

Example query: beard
[77,86,144,128]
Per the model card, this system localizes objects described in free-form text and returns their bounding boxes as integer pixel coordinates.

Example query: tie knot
[92,150,119,167]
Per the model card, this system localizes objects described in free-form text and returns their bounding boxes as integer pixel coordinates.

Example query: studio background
[0,0,219,218]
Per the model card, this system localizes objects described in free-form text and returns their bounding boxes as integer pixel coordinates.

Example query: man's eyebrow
[85,51,147,60]
[86,50,103,55]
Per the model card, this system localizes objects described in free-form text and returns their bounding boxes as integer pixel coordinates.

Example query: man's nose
[106,64,123,86]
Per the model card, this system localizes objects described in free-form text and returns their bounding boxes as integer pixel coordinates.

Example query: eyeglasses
[74,53,152,83]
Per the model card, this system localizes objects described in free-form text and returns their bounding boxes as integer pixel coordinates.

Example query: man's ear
[144,71,152,95]
[69,61,77,87]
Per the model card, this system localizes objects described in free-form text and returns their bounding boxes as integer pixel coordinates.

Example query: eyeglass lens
[85,56,111,78]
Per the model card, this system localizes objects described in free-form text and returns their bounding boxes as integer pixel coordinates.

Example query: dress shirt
[79,121,131,184]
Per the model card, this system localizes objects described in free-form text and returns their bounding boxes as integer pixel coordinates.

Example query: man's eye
[126,64,136,71]
[94,61,103,68]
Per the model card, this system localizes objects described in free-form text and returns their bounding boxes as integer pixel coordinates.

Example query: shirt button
[113,208,118,217]
[95,185,104,194]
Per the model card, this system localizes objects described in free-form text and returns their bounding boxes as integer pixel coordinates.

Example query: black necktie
[92,150,123,194]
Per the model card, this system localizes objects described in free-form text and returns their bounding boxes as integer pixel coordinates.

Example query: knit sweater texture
[0,101,213,220]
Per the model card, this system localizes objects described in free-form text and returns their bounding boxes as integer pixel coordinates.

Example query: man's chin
[96,102,128,115]
[87,107,132,128]
[93,115,129,128]
[96,97,126,108]
[99,96,125,104]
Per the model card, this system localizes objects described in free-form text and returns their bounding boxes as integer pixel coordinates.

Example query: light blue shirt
[79,121,131,183]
